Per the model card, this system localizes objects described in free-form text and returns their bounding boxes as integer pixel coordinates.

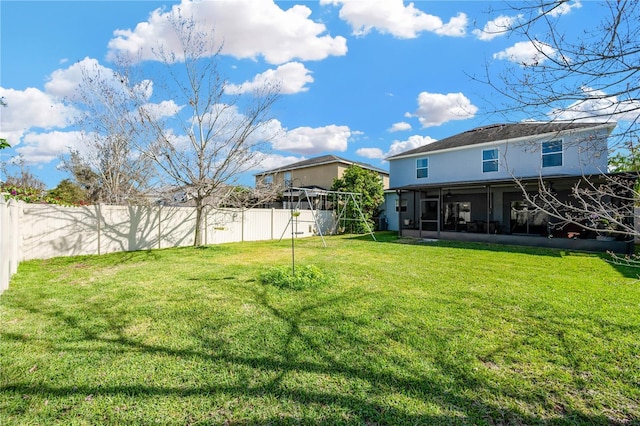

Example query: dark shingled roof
[256,154,388,175]
[386,122,615,159]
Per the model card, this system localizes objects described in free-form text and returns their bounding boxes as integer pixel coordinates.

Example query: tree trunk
[193,199,204,247]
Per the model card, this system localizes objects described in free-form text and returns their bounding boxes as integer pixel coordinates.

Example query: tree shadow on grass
[1,276,636,425]
[345,231,640,280]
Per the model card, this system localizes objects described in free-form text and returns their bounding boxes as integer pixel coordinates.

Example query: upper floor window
[284,171,292,187]
[416,158,428,179]
[482,148,498,173]
[542,140,563,167]
[263,175,273,185]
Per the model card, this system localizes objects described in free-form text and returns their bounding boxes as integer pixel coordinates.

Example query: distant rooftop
[387,121,616,160]
[256,154,389,175]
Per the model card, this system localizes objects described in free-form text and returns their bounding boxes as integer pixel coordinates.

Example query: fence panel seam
[0,204,336,294]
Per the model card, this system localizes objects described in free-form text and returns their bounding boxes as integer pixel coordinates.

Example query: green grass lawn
[1,232,639,425]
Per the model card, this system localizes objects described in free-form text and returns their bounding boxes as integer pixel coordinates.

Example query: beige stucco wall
[293,163,342,189]
[257,163,389,190]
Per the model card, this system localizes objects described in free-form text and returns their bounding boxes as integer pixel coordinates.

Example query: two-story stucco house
[255,154,389,191]
[384,121,634,253]
[255,155,390,214]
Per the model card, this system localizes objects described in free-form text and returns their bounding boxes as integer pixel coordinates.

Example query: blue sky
[0,0,604,189]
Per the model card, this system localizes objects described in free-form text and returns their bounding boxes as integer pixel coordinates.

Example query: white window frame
[482,148,499,173]
[416,158,429,179]
[542,140,563,168]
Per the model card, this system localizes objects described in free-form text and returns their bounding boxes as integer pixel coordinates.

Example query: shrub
[259,264,332,290]
[1,183,88,206]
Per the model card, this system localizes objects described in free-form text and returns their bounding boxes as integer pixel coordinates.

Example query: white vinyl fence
[0,197,20,295]
[0,198,335,294]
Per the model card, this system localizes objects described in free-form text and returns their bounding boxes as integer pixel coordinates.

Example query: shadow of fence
[0,200,335,294]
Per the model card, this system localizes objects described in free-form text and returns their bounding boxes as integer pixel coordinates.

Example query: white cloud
[272,122,352,155]
[549,87,640,123]
[225,62,314,95]
[0,87,79,145]
[321,0,467,39]
[1,57,185,167]
[15,131,84,164]
[547,0,582,17]
[407,91,478,128]
[358,134,437,160]
[493,40,557,66]
[132,80,154,102]
[45,57,153,104]
[107,0,347,65]
[252,153,305,172]
[473,15,522,41]
[356,147,384,159]
[438,13,468,37]
[388,121,412,132]
[386,134,437,158]
[45,57,97,100]
[141,100,183,121]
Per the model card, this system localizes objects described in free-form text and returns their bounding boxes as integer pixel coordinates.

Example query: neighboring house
[255,154,390,191]
[384,121,634,253]
[255,154,389,212]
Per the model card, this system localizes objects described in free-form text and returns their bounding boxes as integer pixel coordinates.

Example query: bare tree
[480,0,640,239]
[1,156,47,191]
[125,14,280,246]
[70,14,280,245]
[66,61,156,205]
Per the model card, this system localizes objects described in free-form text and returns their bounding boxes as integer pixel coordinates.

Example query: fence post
[96,204,102,255]
[12,199,20,272]
[0,196,21,294]
[271,208,275,240]
[157,205,162,250]
[0,195,7,294]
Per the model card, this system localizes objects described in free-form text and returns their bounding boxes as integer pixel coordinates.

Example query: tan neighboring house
[255,154,390,191]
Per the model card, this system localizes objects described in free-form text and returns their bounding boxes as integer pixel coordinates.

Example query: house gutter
[385,122,616,161]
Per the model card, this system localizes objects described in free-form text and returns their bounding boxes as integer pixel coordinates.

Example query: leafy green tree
[331,165,384,233]
[1,160,85,206]
[48,179,88,205]
[62,150,118,204]
[609,139,640,172]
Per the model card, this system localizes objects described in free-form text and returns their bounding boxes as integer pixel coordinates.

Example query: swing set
[279,187,376,247]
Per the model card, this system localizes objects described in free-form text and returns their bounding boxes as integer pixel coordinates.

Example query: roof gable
[256,154,388,175]
[387,122,615,160]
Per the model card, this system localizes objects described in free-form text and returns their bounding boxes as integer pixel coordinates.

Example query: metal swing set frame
[279,187,376,247]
